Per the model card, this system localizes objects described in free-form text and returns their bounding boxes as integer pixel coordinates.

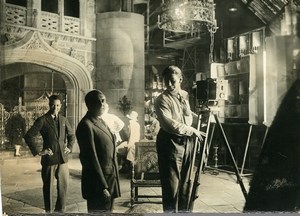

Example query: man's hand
[64,147,71,154]
[103,189,111,199]
[38,148,53,156]
[193,129,206,141]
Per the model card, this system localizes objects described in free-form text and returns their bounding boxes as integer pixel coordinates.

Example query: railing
[5,3,27,26]
[40,11,59,32]
[64,16,80,35]
[0,104,10,149]
[4,3,80,35]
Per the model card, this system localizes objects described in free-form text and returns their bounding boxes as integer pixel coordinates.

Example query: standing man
[24,94,75,213]
[155,65,204,213]
[76,90,120,213]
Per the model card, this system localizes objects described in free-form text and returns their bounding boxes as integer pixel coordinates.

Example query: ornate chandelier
[157,0,218,34]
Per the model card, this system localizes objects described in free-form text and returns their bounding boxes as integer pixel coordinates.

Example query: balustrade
[5,3,27,26]
[4,3,80,35]
[40,11,59,31]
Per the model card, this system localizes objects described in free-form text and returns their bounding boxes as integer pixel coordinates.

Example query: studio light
[157,0,218,35]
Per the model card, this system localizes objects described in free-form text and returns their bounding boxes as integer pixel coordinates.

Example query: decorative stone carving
[3,23,95,69]
[40,11,59,32]
[3,26,30,45]
[70,47,85,64]
[50,40,59,50]
[5,4,26,26]
[86,62,94,72]
[20,32,48,51]
[64,16,80,35]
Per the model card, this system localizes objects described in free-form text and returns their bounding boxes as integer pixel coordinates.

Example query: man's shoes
[14,153,21,157]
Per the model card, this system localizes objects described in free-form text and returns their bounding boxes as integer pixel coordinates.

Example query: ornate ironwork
[0,103,10,147]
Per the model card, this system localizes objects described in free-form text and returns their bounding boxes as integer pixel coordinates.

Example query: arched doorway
[1,30,93,151]
[1,30,93,127]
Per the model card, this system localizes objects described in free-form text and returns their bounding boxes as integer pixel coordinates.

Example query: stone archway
[1,30,93,127]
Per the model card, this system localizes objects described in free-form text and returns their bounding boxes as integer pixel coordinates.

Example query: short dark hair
[162,65,182,79]
[49,95,61,105]
[85,90,105,110]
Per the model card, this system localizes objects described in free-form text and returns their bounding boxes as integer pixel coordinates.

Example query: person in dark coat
[244,79,300,212]
[5,112,26,156]
[76,90,121,213]
[24,94,75,213]
[244,9,300,212]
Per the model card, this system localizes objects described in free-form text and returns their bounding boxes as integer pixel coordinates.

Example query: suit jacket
[24,112,75,166]
[76,112,121,200]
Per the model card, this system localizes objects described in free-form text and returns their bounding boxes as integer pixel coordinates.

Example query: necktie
[178,94,191,116]
[54,115,59,128]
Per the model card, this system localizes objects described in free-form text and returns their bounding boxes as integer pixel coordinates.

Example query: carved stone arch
[1,30,93,127]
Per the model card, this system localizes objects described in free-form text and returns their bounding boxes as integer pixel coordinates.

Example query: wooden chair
[130,140,162,207]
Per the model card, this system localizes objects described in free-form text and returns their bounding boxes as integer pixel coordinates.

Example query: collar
[50,113,58,119]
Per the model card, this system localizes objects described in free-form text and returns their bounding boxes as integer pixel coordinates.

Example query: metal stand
[212,146,219,175]
[240,124,269,177]
[187,110,248,212]
[240,124,253,177]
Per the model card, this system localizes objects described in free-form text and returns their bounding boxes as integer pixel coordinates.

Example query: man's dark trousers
[42,163,69,212]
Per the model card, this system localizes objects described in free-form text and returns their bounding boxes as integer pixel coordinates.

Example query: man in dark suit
[24,94,75,213]
[76,90,120,213]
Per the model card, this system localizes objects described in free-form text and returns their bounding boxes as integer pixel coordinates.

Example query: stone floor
[1,150,250,215]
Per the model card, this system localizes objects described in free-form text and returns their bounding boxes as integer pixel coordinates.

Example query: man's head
[85,90,106,116]
[49,95,62,116]
[162,65,183,93]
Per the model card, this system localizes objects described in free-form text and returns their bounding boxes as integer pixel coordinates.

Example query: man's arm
[65,118,75,152]
[155,94,202,138]
[24,117,44,156]
[76,122,109,190]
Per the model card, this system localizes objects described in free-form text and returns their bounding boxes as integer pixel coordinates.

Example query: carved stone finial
[86,62,94,72]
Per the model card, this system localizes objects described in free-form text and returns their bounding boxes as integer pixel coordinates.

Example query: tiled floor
[1,153,250,214]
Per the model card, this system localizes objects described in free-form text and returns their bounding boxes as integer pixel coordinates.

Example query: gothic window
[6,0,27,7]
[41,0,58,14]
[64,0,79,18]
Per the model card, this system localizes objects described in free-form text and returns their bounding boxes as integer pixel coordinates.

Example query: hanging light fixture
[157,0,218,35]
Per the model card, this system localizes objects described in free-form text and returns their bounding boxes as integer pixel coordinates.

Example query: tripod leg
[187,113,211,211]
[213,114,248,199]
[186,113,202,210]
[261,126,269,149]
[240,124,253,177]
[203,123,215,173]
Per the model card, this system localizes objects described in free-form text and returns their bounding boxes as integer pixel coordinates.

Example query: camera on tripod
[195,78,228,107]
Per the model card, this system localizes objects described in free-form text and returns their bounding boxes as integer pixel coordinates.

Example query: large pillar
[96,12,145,137]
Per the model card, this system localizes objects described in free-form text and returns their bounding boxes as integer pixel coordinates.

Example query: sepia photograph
[0,0,300,215]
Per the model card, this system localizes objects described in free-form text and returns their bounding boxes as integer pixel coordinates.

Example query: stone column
[96,12,145,138]
[58,0,64,32]
[26,0,41,28]
[79,0,86,36]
